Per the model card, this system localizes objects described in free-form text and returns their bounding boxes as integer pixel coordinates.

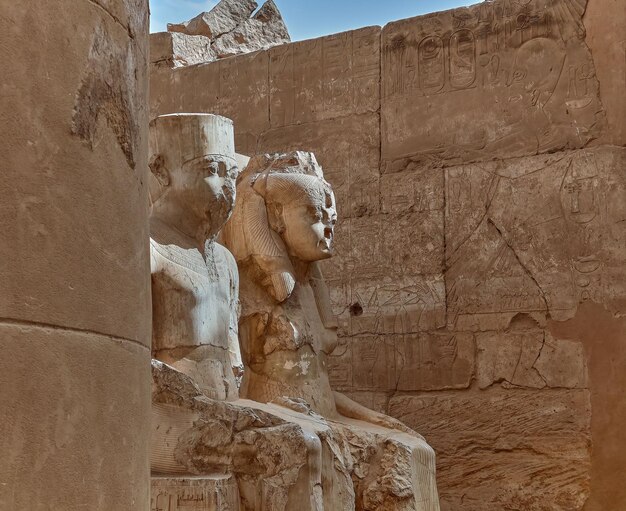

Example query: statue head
[221,151,337,302]
[149,113,238,241]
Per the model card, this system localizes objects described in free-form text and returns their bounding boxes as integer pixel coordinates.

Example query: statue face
[281,188,337,262]
[174,155,238,235]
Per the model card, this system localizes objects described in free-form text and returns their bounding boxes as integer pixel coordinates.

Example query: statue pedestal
[151,475,240,511]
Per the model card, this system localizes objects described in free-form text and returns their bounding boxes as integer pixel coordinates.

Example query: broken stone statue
[148,113,440,510]
[221,151,441,511]
[149,113,331,510]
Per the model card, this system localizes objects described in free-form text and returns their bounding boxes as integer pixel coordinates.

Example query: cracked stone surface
[150,32,216,68]
[168,0,257,39]
[150,0,626,508]
[212,0,290,59]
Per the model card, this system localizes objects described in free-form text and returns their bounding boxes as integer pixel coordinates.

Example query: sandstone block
[212,0,290,59]
[476,329,587,389]
[584,0,626,145]
[382,0,605,166]
[169,0,257,39]
[390,389,591,510]
[347,274,446,335]
[269,26,380,125]
[150,32,216,68]
[395,332,474,391]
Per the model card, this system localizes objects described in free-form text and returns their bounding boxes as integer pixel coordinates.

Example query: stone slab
[347,274,446,335]
[395,332,474,391]
[269,26,380,126]
[476,329,587,389]
[150,32,216,68]
[150,50,270,149]
[389,389,591,511]
[584,0,626,146]
[328,331,473,392]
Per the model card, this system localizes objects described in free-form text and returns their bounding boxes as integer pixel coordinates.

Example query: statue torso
[151,239,236,350]
[238,267,339,417]
[151,237,239,400]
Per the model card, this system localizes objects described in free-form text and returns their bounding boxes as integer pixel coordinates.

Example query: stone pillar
[0,1,151,509]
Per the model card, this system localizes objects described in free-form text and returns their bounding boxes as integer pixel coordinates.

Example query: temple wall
[0,0,152,509]
[150,0,626,509]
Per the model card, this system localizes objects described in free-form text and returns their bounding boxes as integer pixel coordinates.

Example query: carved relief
[382,0,605,164]
[348,275,446,336]
[395,332,475,391]
[448,29,476,89]
[151,476,239,511]
[444,148,626,330]
[419,36,445,93]
[269,27,379,126]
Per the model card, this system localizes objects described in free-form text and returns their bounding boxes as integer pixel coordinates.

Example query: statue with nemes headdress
[221,151,441,511]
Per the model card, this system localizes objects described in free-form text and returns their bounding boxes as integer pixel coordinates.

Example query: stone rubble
[152,0,290,68]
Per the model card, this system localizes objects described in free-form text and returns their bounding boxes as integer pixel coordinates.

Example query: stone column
[0,1,151,509]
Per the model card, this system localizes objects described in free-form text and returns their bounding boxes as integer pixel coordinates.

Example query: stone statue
[148,113,328,511]
[221,151,441,511]
[149,112,242,402]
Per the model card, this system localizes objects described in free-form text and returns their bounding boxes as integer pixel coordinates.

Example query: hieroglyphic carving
[381,164,444,214]
[326,337,353,390]
[449,29,476,89]
[446,147,626,331]
[348,275,446,336]
[269,27,379,127]
[351,336,397,391]
[151,476,239,511]
[382,0,605,164]
[395,332,475,391]
[418,36,445,93]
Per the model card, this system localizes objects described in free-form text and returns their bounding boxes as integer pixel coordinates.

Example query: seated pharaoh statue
[221,152,441,511]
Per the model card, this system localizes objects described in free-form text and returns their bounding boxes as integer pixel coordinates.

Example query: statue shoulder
[213,242,239,283]
[213,242,237,270]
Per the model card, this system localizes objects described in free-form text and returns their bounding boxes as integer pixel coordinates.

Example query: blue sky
[150,0,477,40]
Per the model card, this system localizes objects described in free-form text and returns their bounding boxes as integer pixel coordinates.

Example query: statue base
[151,475,240,511]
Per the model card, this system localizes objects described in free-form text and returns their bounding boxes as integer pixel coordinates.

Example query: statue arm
[333,391,422,438]
[227,252,244,382]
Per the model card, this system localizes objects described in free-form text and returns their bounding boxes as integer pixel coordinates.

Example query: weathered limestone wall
[150,0,626,509]
[0,0,151,509]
